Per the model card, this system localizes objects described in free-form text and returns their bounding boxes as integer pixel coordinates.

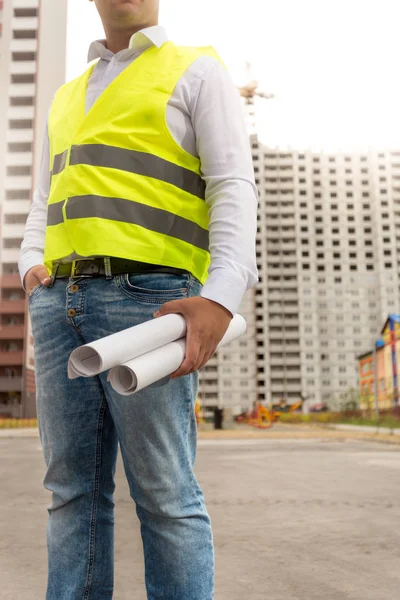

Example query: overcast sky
[66,0,400,150]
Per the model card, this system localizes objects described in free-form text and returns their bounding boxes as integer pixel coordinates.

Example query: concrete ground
[1,429,400,599]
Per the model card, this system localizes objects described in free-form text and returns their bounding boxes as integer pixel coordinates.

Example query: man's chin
[113,0,142,13]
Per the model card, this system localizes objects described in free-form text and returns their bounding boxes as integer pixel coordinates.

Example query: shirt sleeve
[191,58,259,317]
[18,121,50,291]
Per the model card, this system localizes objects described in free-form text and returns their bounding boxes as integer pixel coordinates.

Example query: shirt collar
[87,25,168,63]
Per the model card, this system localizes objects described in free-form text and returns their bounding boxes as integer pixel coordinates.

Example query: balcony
[0,377,23,392]
[269,318,300,328]
[3,223,26,238]
[270,369,301,378]
[270,357,301,366]
[267,268,298,277]
[0,352,24,366]
[11,17,39,30]
[0,326,25,339]
[1,249,21,263]
[6,151,34,168]
[6,129,34,143]
[0,274,22,289]
[4,175,32,190]
[10,39,37,53]
[269,332,300,342]
[7,107,35,121]
[9,84,36,97]
[270,383,302,393]
[3,200,31,214]
[0,300,26,314]
[9,61,37,75]
[269,342,301,353]
[199,385,219,394]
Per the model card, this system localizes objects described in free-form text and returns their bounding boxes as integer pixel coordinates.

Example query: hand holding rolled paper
[153,295,233,379]
[68,313,247,395]
[108,314,247,395]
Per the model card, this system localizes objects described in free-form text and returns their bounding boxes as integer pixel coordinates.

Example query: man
[19,0,258,598]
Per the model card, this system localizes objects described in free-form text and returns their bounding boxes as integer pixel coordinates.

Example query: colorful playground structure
[236,398,304,429]
[358,314,400,411]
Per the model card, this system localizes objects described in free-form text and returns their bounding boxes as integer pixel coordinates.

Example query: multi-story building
[199,140,400,414]
[0,0,67,417]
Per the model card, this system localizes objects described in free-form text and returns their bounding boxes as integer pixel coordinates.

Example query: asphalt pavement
[1,432,400,599]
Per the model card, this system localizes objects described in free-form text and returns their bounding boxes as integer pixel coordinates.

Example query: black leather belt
[50,257,189,285]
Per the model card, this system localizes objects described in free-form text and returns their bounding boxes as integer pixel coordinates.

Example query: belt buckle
[71,258,104,279]
[71,259,81,278]
[71,258,94,279]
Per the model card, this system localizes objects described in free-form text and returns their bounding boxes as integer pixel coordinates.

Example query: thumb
[35,266,51,285]
[153,300,182,318]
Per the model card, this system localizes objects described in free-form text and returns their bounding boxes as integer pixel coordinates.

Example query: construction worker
[18,1,258,598]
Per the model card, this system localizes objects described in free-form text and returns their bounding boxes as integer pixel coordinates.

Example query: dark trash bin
[214,408,224,430]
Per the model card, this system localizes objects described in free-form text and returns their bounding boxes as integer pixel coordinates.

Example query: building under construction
[0,0,67,417]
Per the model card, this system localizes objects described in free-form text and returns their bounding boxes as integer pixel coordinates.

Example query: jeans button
[67,308,77,318]
[71,285,79,293]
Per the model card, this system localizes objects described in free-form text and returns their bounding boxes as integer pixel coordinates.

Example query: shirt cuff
[200,269,248,317]
[18,251,46,292]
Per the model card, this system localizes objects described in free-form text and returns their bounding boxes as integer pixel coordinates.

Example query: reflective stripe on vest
[47,196,209,252]
[51,144,206,200]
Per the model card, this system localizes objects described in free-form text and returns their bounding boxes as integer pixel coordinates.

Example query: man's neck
[104,22,158,54]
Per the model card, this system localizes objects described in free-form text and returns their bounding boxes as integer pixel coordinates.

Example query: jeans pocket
[28,283,44,303]
[115,272,191,304]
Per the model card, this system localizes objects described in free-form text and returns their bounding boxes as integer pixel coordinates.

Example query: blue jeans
[29,271,214,600]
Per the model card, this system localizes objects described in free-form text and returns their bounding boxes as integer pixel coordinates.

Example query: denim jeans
[28,271,214,600]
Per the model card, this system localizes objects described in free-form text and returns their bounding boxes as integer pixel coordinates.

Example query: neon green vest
[44,42,223,284]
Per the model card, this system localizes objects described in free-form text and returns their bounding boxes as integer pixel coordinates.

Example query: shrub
[0,418,38,429]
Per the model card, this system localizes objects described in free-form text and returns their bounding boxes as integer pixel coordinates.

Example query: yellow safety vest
[44,41,223,285]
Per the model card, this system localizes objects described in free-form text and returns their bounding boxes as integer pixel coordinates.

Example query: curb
[328,424,400,436]
[0,428,39,438]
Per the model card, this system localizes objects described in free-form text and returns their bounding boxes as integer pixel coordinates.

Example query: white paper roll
[68,313,187,379]
[108,313,247,395]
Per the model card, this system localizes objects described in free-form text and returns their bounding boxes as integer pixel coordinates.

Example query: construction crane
[238,62,275,103]
[237,62,274,137]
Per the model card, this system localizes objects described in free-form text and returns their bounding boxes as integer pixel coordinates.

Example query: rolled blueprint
[68,313,187,379]
[107,313,247,395]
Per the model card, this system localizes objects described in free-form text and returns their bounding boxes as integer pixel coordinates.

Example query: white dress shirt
[18,26,258,316]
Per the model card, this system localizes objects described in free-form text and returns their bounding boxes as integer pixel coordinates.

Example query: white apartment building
[0,0,67,417]
[199,138,400,414]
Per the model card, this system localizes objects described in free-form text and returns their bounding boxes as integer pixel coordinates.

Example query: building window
[6,166,31,176]
[9,97,34,107]
[14,8,38,16]
[7,142,32,152]
[11,73,36,84]
[13,30,37,39]
[12,52,36,61]
[5,189,31,200]
[8,119,33,129]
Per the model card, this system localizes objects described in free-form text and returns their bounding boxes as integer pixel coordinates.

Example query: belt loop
[104,257,112,280]
[49,262,60,288]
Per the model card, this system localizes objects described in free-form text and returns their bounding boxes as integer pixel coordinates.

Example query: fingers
[35,266,51,285]
[153,299,182,318]
[171,334,201,379]
[24,265,51,293]
[171,339,218,379]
